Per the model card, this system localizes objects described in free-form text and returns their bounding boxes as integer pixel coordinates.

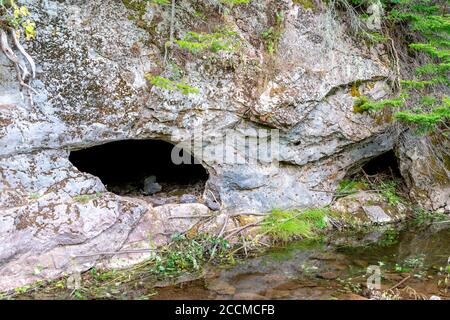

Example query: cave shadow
[69,139,209,197]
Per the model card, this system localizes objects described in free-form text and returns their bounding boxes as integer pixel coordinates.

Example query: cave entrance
[361,150,402,178]
[340,149,407,200]
[69,140,208,205]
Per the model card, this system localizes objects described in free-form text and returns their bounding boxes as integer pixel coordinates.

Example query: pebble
[143,175,162,195]
[180,194,197,204]
[205,199,220,211]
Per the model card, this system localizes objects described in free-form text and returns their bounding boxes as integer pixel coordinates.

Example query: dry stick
[209,213,230,261]
[361,168,373,185]
[0,30,37,97]
[10,28,36,78]
[208,189,220,205]
[73,248,156,258]
[168,214,214,219]
[230,212,267,217]
[389,275,411,291]
[224,221,261,240]
[433,220,450,224]
[388,36,402,93]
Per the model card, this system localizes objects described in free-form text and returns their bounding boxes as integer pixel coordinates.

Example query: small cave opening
[361,150,402,178]
[340,150,408,202]
[69,140,209,205]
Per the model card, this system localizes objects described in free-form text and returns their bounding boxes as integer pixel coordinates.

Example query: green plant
[262,11,284,54]
[353,95,406,113]
[394,254,427,277]
[262,208,329,242]
[376,229,400,247]
[346,0,449,136]
[1,0,36,40]
[150,234,230,278]
[293,0,316,10]
[337,179,368,195]
[175,29,240,54]
[29,192,42,200]
[145,74,200,94]
[411,208,448,224]
[73,192,103,204]
[378,180,403,205]
[220,0,251,6]
[150,0,170,5]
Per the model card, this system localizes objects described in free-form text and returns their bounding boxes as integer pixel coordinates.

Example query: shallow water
[8,221,450,300]
[152,222,450,300]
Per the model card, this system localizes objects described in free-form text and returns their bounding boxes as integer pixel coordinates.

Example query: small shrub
[145,74,200,95]
[1,0,36,40]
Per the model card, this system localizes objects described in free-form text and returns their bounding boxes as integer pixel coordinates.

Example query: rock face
[0,0,448,291]
[331,191,407,224]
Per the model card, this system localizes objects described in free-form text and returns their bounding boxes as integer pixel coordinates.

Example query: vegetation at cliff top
[344,0,449,136]
[0,0,35,40]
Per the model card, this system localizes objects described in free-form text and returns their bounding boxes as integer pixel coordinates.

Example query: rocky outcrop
[396,131,450,212]
[0,0,447,291]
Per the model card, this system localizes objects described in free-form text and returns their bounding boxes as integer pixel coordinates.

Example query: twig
[433,220,450,224]
[72,248,156,258]
[168,214,213,219]
[389,275,411,291]
[224,222,261,240]
[0,29,37,104]
[209,213,230,261]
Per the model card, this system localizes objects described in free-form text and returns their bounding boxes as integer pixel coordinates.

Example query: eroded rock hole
[69,140,208,205]
[361,150,401,177]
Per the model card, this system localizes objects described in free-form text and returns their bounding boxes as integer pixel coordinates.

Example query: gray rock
[396,131,450,211]
[205,199,221,211]
[180,194,197,204]
[363,206,392,223]
[143,176,162,195]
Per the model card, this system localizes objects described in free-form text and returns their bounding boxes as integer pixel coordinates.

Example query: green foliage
[353,95,405,113]
[337,179,368,195]
[348,0,449,135]
[262,11,284,54]
[175,29,240,54]
[293,0,316,10]
[145,74,200,95]
[150,0,170,5]
[411,207,448,224]
[151,234,230,278]
[378,180,402,205]
[394,96,450,131]
[376,229,400,247]
[394,254,426,277]
[337,175,406,206]
[29,192,42,200]
[220,0,251,6]
[0,0,36,40]
[262,208,329,242]
[73,192,103,204]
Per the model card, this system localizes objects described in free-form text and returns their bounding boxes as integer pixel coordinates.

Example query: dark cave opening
[361,150,402,177]
[69,140,209,197]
